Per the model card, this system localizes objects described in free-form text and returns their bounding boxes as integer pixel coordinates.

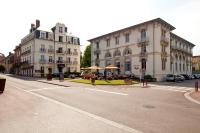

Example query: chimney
[36,20,40,28]
[31,24,35,28]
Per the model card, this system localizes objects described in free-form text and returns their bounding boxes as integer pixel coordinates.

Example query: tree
[0,65,5,73]
[81,44,91,67]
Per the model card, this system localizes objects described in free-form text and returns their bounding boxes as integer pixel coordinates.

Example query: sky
[0,0,199,56]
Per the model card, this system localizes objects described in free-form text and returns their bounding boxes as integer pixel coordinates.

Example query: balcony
[137,37,149,47]
[39,59,46,64]
[48,49,54,53]
[21,49,31,56]
[56,60,64,64]
[20,61,29,65]
[40,48,46,53]
[160,36,169,46]
[66,52,72,55]
[73,61,78,65]
[56,50,64,54]
[48,60,54,64]
[94,49,101,54]
[66,61,72,65]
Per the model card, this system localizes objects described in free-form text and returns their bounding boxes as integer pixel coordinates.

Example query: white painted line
[9,84,142,133]
[29,87,66,92]
[184,91,200,105]
[149,87,187,93]
[84,88,128,96]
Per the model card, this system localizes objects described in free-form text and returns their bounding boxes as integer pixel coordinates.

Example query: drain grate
[143,105,155,109]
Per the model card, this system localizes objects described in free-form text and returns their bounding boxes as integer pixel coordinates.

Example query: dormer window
[59,27,63,33]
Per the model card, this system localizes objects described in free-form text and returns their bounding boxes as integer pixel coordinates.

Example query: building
[13,45,21,75]
[88,18,195,81]
[4,52,14,73]
[192,56,200,72]
[0,53,5,65]
[20,20,80,77]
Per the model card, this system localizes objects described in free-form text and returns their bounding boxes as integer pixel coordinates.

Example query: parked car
[193,74,200,79]
[188,75,195,79]
[180,74,190,80]
[165,74,175,82]
[177,75,185,81]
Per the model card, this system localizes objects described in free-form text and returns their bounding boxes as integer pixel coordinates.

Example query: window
[96,42,99,49]
[58,57,63,61]
[183,64,185,71]
[40,44,45,52]
[175,62,177,71]
[59,36,63,42]
[106,39,110,47]
[141,59,146,69]
[179,63,181,72]
[161,29,166,37]
[67,48,71,54]
[124,48,132,55]
[105,52,111,58]
[162,59,166,70]
[141,29,146,41]
[161,45,166,52]
[170,62,173,71]
[96,53,99,59]
[125,59,131,72]
[49,45,53,50]
[125,33,129,43]
[41,32,46,39]
[40,55,45,61]
[114,49,121,57]
[115,36,119,45]
[49,56,53,62]
[59,27,63,33]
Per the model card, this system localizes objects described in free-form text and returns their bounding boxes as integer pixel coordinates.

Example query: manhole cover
[143,105,155,109]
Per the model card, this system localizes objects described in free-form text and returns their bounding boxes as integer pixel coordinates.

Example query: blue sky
[0,0,199,56]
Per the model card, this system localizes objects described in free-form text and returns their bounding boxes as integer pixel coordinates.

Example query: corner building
[89,18,195,81]
[20,21,80,77]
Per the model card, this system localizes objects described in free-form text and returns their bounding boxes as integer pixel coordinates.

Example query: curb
[184,91,200,105]
[37,80,70,87]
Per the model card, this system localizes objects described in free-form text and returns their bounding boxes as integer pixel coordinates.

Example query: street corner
[184,91,200,105]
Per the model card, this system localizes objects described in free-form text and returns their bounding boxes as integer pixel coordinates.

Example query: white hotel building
[20,20,80,77]
[89,18,195,81]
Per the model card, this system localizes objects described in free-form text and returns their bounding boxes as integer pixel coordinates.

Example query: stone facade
[20,21,80,77]
[89,18,195,81]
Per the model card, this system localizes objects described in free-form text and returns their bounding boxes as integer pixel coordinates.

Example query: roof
[170,32,195,47]
[88,18,175,42]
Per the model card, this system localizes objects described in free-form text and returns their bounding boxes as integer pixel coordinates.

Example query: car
[175,74,184,82]
[180,74,190,80]
[193,74,200,79]
[165,74,175,82]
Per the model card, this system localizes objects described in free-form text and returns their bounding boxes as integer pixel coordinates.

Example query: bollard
[195,81,198,92]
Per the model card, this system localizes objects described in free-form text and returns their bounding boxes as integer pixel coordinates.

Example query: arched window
[123,48,132,56]
[105,51,111,58]
[113,49,121,57]
[105,60,111,66]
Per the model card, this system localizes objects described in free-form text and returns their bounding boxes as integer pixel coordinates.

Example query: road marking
[184,91,200,105]
[9,84,142,133]
[29,87,66,92]
[85,88,128,96]
[149,87,188,93]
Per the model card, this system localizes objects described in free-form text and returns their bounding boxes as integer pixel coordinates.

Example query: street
[0,74,200,133]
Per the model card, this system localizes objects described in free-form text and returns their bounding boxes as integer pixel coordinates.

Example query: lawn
[70,79,138,85]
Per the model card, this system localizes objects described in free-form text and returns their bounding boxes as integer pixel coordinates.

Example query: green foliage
[81,44,91,67]
[0,65,5,73]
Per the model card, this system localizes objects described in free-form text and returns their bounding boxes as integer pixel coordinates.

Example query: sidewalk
[190,91,200,102]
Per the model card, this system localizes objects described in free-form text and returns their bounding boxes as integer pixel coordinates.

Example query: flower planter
[124,79,132,85]
[0,78,6,93]
[47,74,52,81]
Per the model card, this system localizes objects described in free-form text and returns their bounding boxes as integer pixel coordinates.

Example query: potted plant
[0,77,6,93]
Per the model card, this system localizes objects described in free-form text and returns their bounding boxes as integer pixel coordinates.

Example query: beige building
[89,18,195,81]
[20,20,80,77]
[192,56,200,71]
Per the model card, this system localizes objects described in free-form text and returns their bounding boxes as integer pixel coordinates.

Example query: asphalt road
[0,74,200,133]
